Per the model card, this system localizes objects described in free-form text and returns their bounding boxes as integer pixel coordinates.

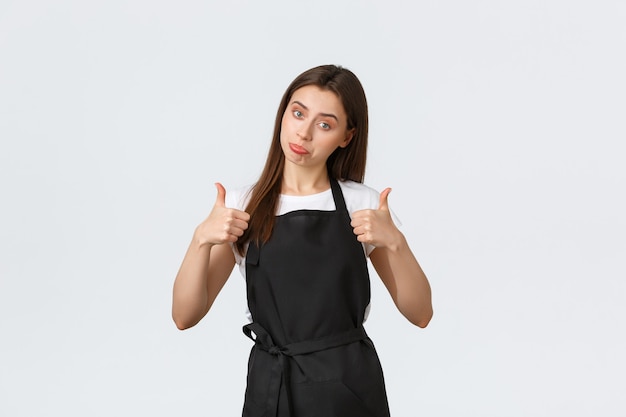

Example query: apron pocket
[293,380,378,417]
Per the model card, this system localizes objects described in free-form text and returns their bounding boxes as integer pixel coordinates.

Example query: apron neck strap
[329,177,348,214]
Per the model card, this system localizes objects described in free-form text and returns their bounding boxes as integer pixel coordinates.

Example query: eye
[319,122,331,130]
[293,110,303,118]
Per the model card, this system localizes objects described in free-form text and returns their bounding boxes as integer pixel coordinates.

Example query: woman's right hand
[194,182,250,247]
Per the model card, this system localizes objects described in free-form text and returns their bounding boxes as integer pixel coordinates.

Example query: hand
[351,188,402,249]
[194,183,250,247]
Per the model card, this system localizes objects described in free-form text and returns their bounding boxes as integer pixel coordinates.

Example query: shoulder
[225,183,254,211]
[339,179,402,227]
[338,180,380,212]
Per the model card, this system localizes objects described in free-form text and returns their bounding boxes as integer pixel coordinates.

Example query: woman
[172,65,433,417]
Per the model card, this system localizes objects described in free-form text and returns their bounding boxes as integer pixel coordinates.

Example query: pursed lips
[289,143,309,155]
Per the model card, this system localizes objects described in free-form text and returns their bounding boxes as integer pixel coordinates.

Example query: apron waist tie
[242,323,368,417]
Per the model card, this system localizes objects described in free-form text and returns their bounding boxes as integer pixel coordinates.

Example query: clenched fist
[194,182,250,247]
[350,188,402,250]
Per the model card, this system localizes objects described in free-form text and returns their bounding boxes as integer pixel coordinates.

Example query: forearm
[371,234,433,328]
[172,185,247,330]
[389,238,432,326]
[172,235,213,330]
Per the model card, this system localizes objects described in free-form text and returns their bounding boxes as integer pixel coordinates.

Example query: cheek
[280,119,290,139]
[280,114,292,135]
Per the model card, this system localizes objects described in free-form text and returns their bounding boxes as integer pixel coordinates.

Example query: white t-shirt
[225,180,400,321]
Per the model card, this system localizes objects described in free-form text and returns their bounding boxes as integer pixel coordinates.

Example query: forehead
[290,85,346,116]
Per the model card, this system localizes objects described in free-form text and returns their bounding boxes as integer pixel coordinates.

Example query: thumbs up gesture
[194,182,250,247]
[351,188,401,249]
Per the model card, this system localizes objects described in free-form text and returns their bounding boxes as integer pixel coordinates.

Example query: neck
[281,164,330,196]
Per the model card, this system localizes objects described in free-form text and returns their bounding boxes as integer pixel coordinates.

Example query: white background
[1,1,625,416]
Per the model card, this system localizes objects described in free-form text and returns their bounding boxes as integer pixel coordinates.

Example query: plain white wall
[1,1,624,416]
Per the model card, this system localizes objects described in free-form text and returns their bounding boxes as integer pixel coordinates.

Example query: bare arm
[172,183,249,330]
[351,188,433,328]
[369,241,432,327]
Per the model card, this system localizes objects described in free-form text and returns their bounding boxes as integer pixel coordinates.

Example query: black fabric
[243,178,390,417]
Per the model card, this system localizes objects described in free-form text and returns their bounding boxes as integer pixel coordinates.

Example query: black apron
[242,178,390,417]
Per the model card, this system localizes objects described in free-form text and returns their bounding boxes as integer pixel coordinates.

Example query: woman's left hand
[351,188,403,250]
[353,188,433,327]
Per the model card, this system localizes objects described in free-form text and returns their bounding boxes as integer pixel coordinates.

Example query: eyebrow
[292,100,338,121]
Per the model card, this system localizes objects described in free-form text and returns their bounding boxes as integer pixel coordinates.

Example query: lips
[289,143,309,155]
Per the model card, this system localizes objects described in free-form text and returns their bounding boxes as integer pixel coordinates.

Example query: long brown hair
[236,65,369,255]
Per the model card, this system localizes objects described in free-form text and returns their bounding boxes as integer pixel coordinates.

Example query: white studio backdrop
[1,1,625,416]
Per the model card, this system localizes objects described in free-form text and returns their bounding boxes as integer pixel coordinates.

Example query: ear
[339,128,356,148]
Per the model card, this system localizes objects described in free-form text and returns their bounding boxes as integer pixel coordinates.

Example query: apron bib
[243,178,390,417]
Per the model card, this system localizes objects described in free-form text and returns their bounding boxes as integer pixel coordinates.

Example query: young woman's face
[280,85,354,171]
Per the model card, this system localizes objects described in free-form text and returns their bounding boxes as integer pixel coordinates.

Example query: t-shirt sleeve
[225,184,250,211]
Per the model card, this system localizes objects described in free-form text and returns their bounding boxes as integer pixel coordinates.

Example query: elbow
[172,299,210,330]
[173,317,189,331]
[415,313,432,329]
[406,307,433,329]
[172,312,197,331]
[174,320,192,331]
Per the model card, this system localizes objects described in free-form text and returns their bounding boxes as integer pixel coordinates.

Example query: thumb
[378,187,391,211]
[214,182,227,207]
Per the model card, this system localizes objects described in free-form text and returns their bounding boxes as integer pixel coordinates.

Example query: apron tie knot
[268,346,282,355]
[243,322,369,417]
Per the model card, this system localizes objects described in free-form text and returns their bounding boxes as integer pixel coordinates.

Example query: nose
[296,122,313,141]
